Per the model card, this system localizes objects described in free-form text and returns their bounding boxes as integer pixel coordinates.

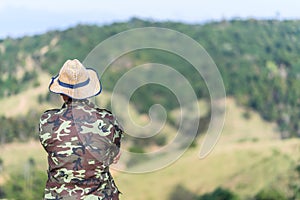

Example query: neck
[61,94,72,103]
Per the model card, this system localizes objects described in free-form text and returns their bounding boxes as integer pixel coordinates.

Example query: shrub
[128,146,145,153]
[198,187,239,200]
[254,188,287,200]
[168,184,197,200]
[154,134,167,146]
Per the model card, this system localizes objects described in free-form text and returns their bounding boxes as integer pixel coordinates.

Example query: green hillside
[1,18,300,138]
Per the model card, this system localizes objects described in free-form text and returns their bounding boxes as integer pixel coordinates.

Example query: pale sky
[0,0,300,39]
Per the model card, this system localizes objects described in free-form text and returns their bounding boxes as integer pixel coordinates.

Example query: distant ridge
[1,18,300,137]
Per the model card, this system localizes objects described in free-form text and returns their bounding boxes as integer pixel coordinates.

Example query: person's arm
[112,115,124,164]
[96,108,124,164]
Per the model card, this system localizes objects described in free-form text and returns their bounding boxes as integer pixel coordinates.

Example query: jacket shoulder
[96,108,112,114]
[41,108,60,118]
[43,108,60,114]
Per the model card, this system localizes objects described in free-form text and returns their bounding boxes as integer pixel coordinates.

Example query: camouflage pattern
[39,99,123,200]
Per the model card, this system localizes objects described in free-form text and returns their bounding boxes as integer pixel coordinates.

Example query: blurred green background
[0,18,299,200]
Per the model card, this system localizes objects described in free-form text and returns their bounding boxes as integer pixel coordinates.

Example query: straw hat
[49,59,102,99]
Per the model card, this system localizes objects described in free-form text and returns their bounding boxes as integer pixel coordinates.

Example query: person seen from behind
[39,59,123,200]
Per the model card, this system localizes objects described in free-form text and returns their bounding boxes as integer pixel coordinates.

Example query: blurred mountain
[1,18,300,139]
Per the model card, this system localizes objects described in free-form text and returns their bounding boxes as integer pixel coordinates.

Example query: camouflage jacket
[39,99,123,200]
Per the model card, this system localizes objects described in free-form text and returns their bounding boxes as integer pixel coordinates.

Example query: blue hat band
[58,78,90,89]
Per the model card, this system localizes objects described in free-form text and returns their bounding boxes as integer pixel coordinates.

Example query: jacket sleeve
[38,109,59,149]
[96,108,124,148]
[112,117,124,148]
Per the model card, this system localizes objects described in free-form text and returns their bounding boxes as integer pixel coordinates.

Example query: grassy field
[0,140,47,185]
[114,138,299,200]
[0,98,299,199]
[113,98,300,200]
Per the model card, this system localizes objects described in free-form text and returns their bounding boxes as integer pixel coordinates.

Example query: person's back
[39,59,123,200]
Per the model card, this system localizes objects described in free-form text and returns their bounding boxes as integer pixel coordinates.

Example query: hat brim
[49,68,102,99]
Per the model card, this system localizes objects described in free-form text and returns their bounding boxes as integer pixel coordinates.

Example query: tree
[198,187,239,200]
[254,188,287,200]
